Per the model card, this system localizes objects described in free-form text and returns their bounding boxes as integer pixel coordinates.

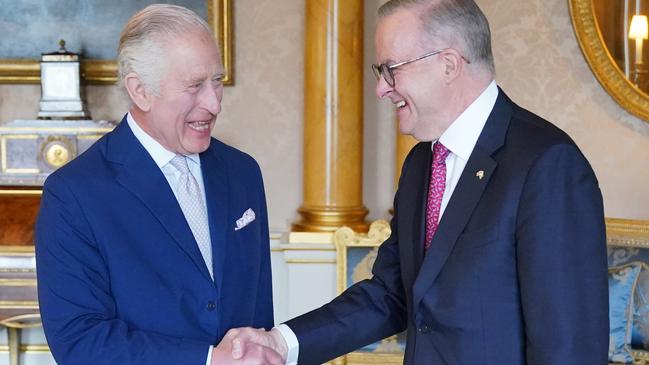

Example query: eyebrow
[186,72,225,84]
[184,76,205,85]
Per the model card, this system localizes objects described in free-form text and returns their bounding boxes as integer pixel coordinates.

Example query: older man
[232,0,609,364]
[35,4,280,365]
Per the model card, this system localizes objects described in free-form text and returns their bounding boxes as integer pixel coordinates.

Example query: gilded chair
[0,246,42,365]
[332,220,404,365]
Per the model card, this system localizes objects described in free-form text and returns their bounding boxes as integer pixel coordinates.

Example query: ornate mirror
[570,0,649,122]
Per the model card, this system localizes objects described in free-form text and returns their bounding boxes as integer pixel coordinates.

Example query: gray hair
[117,4,216,95]
[379,0,495,76]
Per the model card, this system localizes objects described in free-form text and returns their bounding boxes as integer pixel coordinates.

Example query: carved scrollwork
[569,0,649,122]
[334,220,391,248]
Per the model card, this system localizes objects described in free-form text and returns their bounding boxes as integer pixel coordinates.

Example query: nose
[199,83,223,115]
[375,75,392,99]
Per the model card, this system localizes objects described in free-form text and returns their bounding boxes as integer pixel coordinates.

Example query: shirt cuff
[206,345,213,365]
[274,324,299,365]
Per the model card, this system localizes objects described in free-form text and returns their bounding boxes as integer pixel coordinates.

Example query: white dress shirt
[126,113,207,207]
[126,113,214,365]
[277,80,499,365]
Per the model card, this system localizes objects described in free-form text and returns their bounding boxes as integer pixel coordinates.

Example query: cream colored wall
[0,0,647,233]
[211,1,304,232]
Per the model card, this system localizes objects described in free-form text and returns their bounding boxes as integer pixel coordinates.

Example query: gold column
[292,0,369,233]
[395,130,418,191]
[389,128,418,216]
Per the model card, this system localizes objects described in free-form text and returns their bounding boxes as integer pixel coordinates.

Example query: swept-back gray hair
[117,4,216,95]
[379,0,495,76]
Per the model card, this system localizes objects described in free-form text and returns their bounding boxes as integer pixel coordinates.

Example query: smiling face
[136,31,224,155]
[375,8,452,141]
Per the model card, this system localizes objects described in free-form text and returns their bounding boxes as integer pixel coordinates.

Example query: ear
[440,49,464,83]
[124,73,152,112]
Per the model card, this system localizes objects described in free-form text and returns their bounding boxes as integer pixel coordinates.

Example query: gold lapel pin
[476,170,485,180]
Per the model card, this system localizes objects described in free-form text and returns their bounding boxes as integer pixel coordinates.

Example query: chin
[195,143,211,154]
[183,141,211,154]
[397,121,415,136]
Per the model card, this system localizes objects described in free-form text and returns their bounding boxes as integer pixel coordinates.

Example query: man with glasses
[230,0,608,364]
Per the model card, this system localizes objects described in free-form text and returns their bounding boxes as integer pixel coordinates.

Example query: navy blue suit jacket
[286,90,609,365]
[35,118,273,365]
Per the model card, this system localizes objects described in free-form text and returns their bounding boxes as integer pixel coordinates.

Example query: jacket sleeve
[284,221,408,365]
[515,143,609,364]
[253,164,274,329]
[35,173,210,365]
[284,149,415,365]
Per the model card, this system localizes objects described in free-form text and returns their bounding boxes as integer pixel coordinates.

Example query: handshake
[211,327,288,365]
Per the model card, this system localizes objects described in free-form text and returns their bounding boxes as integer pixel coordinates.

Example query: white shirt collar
[126,112,201,168]
[437,80,498,160]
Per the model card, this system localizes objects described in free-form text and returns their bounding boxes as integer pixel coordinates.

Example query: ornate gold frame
[606,217,649,248]
[0,0,233,85]
[334,220,403,365]
[569,0,649,122]
[335,221,391,294]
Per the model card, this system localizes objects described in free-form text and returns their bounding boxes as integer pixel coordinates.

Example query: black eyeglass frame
[371,48,470,87]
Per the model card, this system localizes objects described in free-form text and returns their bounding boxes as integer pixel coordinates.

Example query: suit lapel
[107,119,213,282]
[200,146,230,293]
[412,149,496,307]
[398,142,431,272]
[412,90,513,310]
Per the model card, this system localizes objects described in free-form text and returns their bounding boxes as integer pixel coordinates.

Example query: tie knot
[170,155,190,174]
[433,142,450,164]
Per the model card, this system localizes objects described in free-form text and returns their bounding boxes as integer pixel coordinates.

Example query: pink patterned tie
[425,142,450,250]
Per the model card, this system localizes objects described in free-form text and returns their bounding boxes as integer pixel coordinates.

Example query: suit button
[418,325,430,333]
[207,301,216,311]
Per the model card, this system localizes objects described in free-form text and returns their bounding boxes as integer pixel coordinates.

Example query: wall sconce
[629,15,649,65]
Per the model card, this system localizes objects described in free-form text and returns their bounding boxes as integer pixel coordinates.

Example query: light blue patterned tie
[170,155,213,280]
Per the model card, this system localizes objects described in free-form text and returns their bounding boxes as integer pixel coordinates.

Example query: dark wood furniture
[0,188,42,365]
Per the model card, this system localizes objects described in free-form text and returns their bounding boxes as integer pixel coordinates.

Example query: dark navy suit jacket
[286,90,609,365]
[35,118,273,365]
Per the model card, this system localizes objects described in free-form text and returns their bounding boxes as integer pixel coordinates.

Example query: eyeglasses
[371,48,470,87]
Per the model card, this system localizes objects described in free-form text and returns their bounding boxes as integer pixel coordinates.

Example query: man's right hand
[229,327,288,364]
[211,328,284,365]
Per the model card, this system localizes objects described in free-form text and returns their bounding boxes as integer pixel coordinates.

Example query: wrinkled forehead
[159,32,224,78]
[162,28,220,51]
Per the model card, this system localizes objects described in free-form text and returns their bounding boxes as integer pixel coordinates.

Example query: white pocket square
[234,208,256,231]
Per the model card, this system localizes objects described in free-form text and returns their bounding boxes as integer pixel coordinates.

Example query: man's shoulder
[495,101,595,177]
[207,137,261,170]
[204,138,265,187]
[507,102,576,151]
[43,132,111,190]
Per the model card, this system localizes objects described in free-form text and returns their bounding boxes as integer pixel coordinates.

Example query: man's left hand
[211,328,283,365]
